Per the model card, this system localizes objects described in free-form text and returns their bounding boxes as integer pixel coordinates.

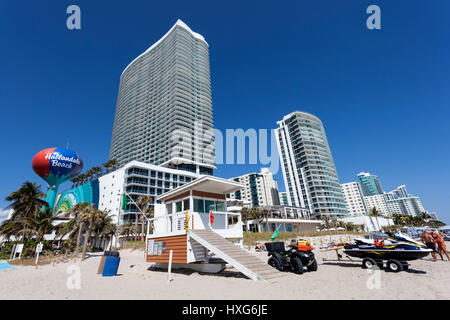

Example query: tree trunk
[81,219,93,261]
[134,214,138,242]
[75,222,84,257]
[141,219,145,242]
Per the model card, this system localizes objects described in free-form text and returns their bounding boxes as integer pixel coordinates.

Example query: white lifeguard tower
[145,175,284,282]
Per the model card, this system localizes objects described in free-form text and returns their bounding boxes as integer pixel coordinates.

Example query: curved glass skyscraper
[110,20,215,174]
[357,172,384,196]
[275,111,348,218]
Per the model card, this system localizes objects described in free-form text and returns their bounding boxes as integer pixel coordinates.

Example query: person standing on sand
[421,231,438,262]
[432,231,449,261]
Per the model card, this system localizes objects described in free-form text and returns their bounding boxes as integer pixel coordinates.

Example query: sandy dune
[1,236,449,300]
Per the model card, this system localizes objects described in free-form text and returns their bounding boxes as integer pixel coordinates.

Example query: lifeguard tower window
[205,200,215,212]
[194,199,204,212]
[183,199,190,210]
[216,202,225,212]
[176,201,182,212]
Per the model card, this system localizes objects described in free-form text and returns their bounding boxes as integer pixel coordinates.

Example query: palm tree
[249,207,262,232]
[345,222,355,231]
[84,168,96,182]
[56,216,78,242]
[329,219,338,230]
[240,207,250,231]
[110,159,118,171]
[70,177,78,188]
[392,213,402,226]
[321,216,331,230]
[19,208,60,242]
[67,202,94,257]
[102,221,117,250]
[0,207,58,244]
[428,220,445,228]
[102,159,118,174]
[135,195,151,241]
[0,218,27,240]
[91,166,104,180]
[419,212,431,223]
[77,173,86,186]
[5,181,48,220]
[81,208,103,261]
[91,210,115,249]
[369,207,382,231]
[261,208,271,232]
[140,205,154,241]
[120,221,136,243]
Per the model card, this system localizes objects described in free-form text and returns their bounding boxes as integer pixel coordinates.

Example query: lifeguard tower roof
[157,175,243,202]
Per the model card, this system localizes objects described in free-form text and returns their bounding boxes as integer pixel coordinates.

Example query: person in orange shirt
[432,231,449,261]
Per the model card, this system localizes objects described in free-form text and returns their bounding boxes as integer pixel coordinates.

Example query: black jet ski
[343,232,432,272]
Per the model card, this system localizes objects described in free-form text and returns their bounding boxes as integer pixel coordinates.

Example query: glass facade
[357,172,384,196]
[275,111,348,218]
[110,20,214,169]
[121,164,198,222]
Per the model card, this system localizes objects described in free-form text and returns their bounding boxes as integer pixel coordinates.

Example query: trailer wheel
[386,259,403,272]
[362,257,377,269]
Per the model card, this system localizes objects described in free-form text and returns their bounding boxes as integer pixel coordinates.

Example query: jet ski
[343,232,432,272]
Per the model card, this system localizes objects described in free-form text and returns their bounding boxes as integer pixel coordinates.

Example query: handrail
[146,210,242,237]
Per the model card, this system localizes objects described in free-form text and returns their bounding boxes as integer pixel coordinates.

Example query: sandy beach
[1,235,449,300]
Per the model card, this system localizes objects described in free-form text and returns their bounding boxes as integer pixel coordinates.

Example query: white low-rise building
[227,168,280,207]
[364,194,390,216]
[338,215,394,232]
[54,160,201,228]
[384,185,426,217]
[225,199,320,233]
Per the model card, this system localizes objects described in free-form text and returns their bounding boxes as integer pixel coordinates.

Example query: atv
[265,240,318,274]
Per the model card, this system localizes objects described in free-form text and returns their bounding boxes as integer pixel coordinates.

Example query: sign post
[35,242,43,268]
[10,244,16,260]
[168,250,173,282]
[12,243,24,260]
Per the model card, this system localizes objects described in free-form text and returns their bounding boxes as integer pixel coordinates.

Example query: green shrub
[0,239,52,259]
[243,231,364,246]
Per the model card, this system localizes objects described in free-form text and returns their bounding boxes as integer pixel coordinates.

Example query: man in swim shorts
[421,231,437,262]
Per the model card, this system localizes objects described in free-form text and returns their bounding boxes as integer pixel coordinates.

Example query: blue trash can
[102,256,120,277]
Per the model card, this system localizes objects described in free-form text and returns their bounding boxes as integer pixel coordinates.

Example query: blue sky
[0,1,449,223]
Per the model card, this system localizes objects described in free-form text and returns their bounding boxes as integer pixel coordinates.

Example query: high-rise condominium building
[357,172,384,196]
[364,194,390,216]
[385,185,426,217]
[109,20,215,175]
[275,111,348,218]
[228,168,280,207]
[279,192,289,206]
[341,182,368,216]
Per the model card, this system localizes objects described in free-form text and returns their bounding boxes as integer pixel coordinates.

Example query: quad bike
[265,240,318,274]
